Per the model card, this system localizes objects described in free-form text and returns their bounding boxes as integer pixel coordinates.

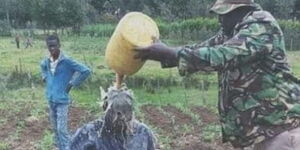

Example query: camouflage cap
[210,0,258,15]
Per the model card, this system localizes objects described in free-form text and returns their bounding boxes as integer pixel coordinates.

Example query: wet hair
[46,35,60,44]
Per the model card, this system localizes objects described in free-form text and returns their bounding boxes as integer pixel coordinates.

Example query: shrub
[80,24,115,37]
[80,17,300,50]
[0,20,12,36]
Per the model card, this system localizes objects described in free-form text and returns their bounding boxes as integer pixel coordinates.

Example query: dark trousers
[16,42,20,49]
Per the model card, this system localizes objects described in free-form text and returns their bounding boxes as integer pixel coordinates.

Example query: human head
[210,0,259,36]
[100,86,134,136]
[219,6,256,36]
[46,35,60,59]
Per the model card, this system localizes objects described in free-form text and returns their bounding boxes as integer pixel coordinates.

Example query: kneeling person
[70,86,156,150]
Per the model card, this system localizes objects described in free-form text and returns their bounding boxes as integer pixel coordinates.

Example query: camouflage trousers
[49,101,70,150]
[252,127,300,150]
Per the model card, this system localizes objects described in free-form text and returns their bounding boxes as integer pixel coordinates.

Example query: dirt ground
[142,105,234,150]
[0,103,235,150]
[0,105,94,150]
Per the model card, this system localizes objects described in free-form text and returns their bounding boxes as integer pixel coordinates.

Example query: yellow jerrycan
[105,12,159,76]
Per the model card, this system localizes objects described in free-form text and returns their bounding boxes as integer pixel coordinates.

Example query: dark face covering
[219,6,255,37]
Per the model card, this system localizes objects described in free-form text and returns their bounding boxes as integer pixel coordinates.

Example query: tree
[32,0,61,31]
[256,0,295,19]
[61,0,84,33]
[89,0,106,14]
[275,0,295,19]
[31,0,85,33]
[0,0,13,26]
[293,0,300,19]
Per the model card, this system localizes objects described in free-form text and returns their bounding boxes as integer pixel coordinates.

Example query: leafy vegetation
[0,0,299,31]
[2,34,300,149]
[80,17,300,50]
[1,1,300,149]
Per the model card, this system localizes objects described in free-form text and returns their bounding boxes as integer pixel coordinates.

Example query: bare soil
[141,105,174,135]
[0,104,95,150]
[0,102,235,150]
[141,104,235,150]
[191,106,218,125]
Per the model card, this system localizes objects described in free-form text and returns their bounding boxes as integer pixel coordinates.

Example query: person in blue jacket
[40,35,91,150]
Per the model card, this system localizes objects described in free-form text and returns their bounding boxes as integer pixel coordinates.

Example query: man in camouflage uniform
[135,0,300,149]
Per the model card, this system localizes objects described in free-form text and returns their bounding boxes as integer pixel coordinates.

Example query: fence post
[290,39,294,51]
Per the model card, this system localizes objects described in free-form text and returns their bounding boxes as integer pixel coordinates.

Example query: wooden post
[290,39,294,51]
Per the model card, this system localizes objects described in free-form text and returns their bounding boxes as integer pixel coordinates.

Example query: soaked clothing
[70,119,156,150]
[177,9,300,148]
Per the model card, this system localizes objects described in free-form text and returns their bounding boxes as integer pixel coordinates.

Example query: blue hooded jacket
[40,53,91,103]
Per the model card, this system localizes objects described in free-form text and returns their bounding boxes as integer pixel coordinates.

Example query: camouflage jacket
[70,119,156,150]
[178,10,300,148]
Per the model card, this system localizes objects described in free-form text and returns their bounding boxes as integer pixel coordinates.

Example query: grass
[0,142,9,150]
[0,35,219,107]
[287,51,300,75]
[134,85,218,107]
[35,130,54,150]
[2,35,300,149]
[201,124,222,142]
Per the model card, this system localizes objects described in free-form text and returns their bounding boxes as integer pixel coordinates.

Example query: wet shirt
[177,10,300,148]
[70,119,156,150]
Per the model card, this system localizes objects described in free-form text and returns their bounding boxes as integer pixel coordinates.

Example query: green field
[1,35,300,150]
